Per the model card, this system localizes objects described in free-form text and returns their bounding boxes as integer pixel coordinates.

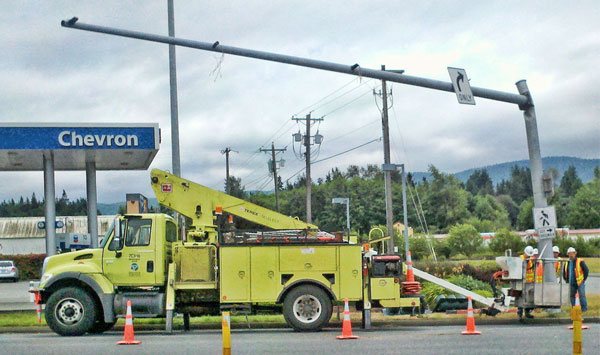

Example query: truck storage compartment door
[220,247,250,302]
[338,246,362,300]
[250,246,281,301]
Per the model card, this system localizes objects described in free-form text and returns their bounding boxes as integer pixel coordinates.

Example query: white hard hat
[524,246,534,256]
[567,247,576,254]
[533,248,539,255]
[553,246,560,253]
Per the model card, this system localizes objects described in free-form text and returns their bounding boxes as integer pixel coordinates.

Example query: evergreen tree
[559,165,583,197]
[465,169,494,195]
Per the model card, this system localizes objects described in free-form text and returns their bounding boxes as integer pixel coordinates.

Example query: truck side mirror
[109,218,124,254]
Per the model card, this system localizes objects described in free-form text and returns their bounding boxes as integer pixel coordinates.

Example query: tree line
[228,164,600,235]
[0,190,93,217]
[1,165,598,238]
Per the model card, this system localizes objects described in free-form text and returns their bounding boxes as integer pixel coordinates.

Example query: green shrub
[0,254,45,280]
[414,261,464,279]
[489,228,525,254]
[447,223,482,258]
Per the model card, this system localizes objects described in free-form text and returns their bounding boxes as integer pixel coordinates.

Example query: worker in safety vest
[563,247,589,312]
[518,246,535,320]
[521,246,535,283]
[552,246,562,277]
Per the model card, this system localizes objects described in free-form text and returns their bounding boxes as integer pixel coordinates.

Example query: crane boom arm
[150,169,318,235]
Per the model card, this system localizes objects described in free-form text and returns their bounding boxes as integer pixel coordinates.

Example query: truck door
[103,217,157,286]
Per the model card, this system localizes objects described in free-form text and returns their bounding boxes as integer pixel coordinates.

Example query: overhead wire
[283,136,382,183]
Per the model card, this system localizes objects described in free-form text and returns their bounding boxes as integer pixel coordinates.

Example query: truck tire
[45,286,98,336]
[283,285,332,331]
[88,320,115,334]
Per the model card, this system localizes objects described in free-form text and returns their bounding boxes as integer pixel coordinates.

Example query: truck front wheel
[283,285,332,331]
[45,286,98,336]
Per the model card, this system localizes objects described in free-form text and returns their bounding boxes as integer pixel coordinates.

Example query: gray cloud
[0,1,598,203]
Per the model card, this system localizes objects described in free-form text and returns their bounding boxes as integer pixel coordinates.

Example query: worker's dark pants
[569,282,588,312]
[517,307,532,317]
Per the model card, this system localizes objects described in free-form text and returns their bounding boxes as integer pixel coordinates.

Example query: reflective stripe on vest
[575,258,584,286]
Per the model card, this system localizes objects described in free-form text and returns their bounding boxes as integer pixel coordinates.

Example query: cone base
[117,340,142,345]
[461,330,481,335]
[568,325,590,330]
[336,335,359,340]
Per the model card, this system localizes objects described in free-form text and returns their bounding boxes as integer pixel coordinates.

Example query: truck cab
[38,214,177,336]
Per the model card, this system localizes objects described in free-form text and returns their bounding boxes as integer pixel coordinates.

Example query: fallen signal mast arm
[150,169,318,241]
[412,267,507,312]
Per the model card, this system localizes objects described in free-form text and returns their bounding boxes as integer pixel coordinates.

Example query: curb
[1,317,598,334]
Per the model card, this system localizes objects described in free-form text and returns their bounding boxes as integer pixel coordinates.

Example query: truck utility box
[219,245,363,303]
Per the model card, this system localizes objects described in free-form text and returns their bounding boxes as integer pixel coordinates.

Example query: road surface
[1,325,598,354]
[0,281,34,311]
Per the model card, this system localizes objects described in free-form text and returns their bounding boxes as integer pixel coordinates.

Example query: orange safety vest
[521,254,534,283]
[563,258,585,286]
[554,257,562,275]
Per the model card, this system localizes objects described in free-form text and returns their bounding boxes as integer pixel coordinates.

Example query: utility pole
[260,143,286,211]
[221,147,237,194]
[375,65,404,254]
[167,0,180,177]
[381,65,394,254]
[292,113,323,223]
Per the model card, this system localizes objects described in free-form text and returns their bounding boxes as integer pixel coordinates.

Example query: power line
[283,136,382,183]
[321,89,373,117]
[293,77,365,117]
[313,137,381,164]
[326,119,379,144]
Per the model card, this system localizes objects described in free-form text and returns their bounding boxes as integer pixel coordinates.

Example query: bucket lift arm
[150,169,318,242]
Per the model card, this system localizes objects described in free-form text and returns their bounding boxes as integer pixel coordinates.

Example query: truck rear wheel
[283,285,332,331]
[45,286,98,336]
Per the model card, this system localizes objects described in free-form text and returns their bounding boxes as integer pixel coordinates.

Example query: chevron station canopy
[0,122,160,255]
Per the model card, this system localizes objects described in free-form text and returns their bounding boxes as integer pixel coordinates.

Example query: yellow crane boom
[150,169,318,241]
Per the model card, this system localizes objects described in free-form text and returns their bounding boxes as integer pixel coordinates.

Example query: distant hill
[411,156,599,185]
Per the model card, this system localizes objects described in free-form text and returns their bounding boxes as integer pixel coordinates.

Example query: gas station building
[0,123,160,255]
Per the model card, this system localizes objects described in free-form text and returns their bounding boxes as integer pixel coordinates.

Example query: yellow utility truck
[34,169,419,336]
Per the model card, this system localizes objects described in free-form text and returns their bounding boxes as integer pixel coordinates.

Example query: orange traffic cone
[336,298,358,340]
[461,296,481,335]
[34,292,42,323]
[117,300,141,345]
[402,251,422,295]
[568,293,590,330]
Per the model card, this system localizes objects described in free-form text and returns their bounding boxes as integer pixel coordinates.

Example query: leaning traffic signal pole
[60,17,555,281]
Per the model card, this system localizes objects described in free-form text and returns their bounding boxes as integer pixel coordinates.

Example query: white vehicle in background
[0,260,19,282]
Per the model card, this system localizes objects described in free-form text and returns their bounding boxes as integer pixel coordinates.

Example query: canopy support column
[86,161,99,248]
[43,152,56,256]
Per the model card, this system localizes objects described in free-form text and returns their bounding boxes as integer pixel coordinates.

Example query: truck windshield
[99,222,115,248]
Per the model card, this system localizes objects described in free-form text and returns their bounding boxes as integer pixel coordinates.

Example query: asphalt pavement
[0,281,34,311]
[1,324,598,354]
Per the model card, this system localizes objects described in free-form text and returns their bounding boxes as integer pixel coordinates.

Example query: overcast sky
[0,1,598,203]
